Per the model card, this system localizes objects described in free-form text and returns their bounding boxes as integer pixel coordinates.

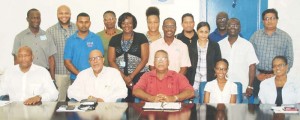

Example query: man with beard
[64,12,104,82]
[209,12,229,42]
[218,18,258,103]
[47,5,77,101]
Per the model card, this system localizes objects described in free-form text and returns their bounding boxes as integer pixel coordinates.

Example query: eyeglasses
[272,64,286,68]
[215,67,227,71]
[89,56,103,61]
[217,18,227,22]
[155,57,168,61]
[163,25,176,29]
[227,24,239,29]
[264,17,277,21]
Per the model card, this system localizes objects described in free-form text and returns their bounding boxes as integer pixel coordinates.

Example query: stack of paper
[142,102,181,110]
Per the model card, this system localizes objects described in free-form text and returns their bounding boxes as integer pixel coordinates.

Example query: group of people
[0,4,299,105]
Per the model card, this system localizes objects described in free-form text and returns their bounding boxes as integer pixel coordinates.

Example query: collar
[25,28,42,35]
[149,70,174,78]
[58,22,75,29]
[263,28,279,36]
[75,30,91,39]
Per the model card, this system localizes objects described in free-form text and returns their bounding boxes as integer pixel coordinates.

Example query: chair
[0,95,9,101]
[196,81,243,103]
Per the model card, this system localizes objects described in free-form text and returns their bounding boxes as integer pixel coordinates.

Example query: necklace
[105,29,117,36]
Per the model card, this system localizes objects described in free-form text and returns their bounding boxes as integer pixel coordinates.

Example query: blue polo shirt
[64,31,104,80]
[209,28,244,42]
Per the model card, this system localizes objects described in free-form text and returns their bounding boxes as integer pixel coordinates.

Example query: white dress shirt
[148,38,191,72]
[218,36,259,92]
[0,64,58,101]
[204,80,237,103]
[68,67,127,102]
[258,74,300,104]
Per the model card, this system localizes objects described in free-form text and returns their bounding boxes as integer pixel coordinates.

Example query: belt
[258,69,273,74]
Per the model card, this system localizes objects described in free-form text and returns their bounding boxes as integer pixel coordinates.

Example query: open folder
[142,102,181,111]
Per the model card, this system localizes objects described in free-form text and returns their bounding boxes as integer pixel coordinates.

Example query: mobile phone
[66,105,75,110]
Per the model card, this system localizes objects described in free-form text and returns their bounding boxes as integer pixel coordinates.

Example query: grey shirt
[12,28,57,68]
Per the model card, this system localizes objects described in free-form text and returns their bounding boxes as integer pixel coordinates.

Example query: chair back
[197,81,243,103]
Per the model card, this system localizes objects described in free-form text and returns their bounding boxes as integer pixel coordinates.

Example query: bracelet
[174,95,179,102]
[247,86,254,89]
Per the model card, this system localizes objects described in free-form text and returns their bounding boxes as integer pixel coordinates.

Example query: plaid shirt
[46,22,77,74]
[250,28,293,71]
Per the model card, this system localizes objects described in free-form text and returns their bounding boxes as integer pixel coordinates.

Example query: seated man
[0,46,58,105]
[133,50,194,102]
[68,50,127,102]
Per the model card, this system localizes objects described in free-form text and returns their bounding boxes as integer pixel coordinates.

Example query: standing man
[64,12,104,82]
[97,11,122,66]
[1,46,58,105]
[12,8,56,80]
[46,5,77,101]
[209,12,229,42]
[148,18,191,75]
[218,18,259,102]
[250,8,293,97]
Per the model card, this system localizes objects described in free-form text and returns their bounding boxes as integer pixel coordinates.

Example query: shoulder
[31,64,49,73]
[111,33,122,40]
[15,29,30,38]
[260,77,274,86]
[46,23,59,32]
[276,28,292,38]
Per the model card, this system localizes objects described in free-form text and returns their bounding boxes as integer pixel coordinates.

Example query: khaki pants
[55,74,71,102]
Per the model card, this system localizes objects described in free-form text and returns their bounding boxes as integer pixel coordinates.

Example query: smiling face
[162,19,176,39]
[214,60,228,79]
[57,5,71,25]
[272,58,288,77]
[154,51,169,71]
[89,50,104,75]
[27,10,41,30]
[226,19,240,38]
[121,17,134,34]
[147,15,160,32]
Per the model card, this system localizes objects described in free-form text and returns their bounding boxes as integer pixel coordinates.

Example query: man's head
[89,50,104,75]
[154,50,169,71]
[181,13,195,33]
[57,5,71,25]
[262,8,278,31]
[226,18,240,38]
[27,8,41,30]
[76,12,91,33]
[216,12,228,31]
[103,11,117,29]
[162,18,176,38]
[17,46,33,71]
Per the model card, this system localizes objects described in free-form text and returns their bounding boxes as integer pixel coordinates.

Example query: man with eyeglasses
[250,8,293,98]
[133,50,194,102]
[209,12,228,42]
[148,18,191,75]
[64,12,104,83]
[68,50,127,102]
[218,18,259,102]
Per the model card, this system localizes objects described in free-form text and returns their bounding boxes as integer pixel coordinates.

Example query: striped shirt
[46,23,77,74]
[250,28,293,71]
[193,41,208,90]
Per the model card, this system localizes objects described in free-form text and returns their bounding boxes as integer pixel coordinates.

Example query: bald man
[46,5,77,101]
[1,46,58,105]
[68,50,127,102]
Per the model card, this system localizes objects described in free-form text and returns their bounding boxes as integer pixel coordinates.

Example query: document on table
[0,101,12,107]
[142,102,181,110]
[56,105,85,112]
[272,106,299,113]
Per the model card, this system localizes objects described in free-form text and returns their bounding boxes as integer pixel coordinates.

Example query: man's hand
[155,94,177,102]
[88,96,104,102]
[245,88,253,97]
[24,95,42,105]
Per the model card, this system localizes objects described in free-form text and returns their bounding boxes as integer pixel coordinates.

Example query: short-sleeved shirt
[249,28,293,71]
[64,31,104,80]
[46,22,77,74]
[97,29,122,66]
[12,28,57,69]
[218,36,259,92]
[204,79,237,103]
[133,70,194,96]
[109,32,149,74]
[148,38,191,72]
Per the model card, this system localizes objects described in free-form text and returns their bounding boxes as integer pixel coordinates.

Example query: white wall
[0,0,299,75]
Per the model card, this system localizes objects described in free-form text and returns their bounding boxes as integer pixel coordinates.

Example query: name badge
[40,35,47,40]
[120,61,126,67]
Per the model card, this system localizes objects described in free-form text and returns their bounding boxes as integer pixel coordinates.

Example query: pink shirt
[133,70,193,96]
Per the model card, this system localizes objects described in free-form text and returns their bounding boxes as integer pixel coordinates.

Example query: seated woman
[258,56,300,105]
[204,59,237,103]
[133,50,194,102]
